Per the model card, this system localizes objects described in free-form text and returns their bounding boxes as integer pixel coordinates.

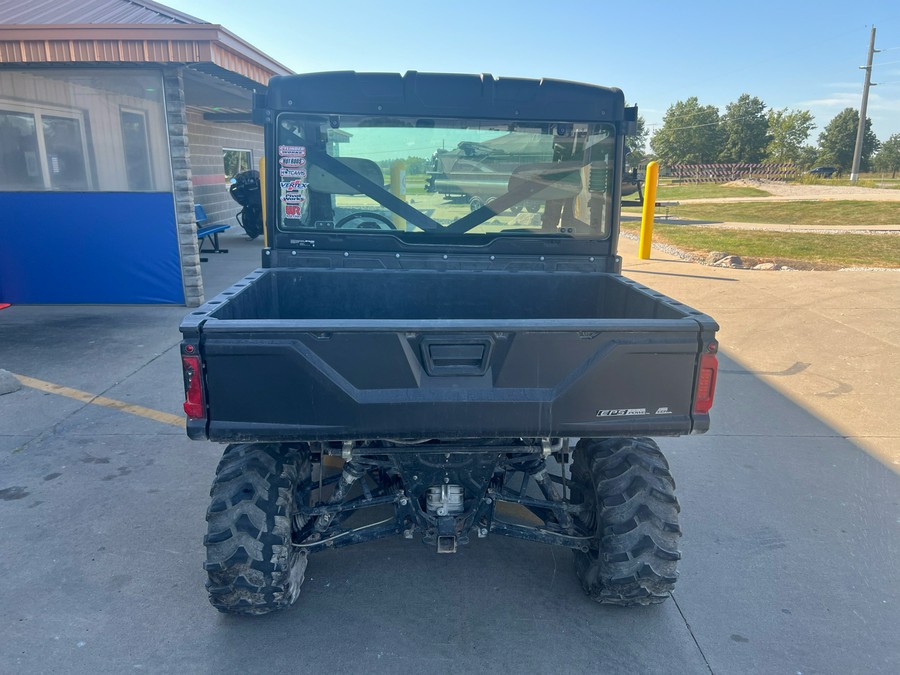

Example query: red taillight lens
[182,355,205,419]
[693,352,718,414]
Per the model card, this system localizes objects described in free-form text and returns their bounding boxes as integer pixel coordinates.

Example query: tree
[873,134,900,177]
[650,97,723,164]
[817,108,879,171]
[719,94,769,163]
[796,145,819,170]
[765,108,815,164]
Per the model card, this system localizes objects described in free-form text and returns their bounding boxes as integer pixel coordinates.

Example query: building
[0,0,291,305]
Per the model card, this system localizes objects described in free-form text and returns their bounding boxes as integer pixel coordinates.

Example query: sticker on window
[278,145,306,157]
[280,180,309,192]
[284,204,304,219]
[279,156,307,168]
[281,192,306,204]
[280,168,308,179]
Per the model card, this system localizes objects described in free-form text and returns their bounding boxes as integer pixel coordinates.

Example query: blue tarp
[0,192,184,304]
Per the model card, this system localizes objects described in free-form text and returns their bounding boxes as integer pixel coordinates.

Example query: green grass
[654,182,771,199]
[404,174,428,195]
[797,174,900,189]
[667,200,900,226]
[621,221,900,268]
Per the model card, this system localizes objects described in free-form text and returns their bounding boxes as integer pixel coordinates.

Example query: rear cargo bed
[200,268,698,322]
[181,268,716,442]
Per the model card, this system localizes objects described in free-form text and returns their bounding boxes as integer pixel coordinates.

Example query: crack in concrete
[672,593,714,674]
[7,342,182,454]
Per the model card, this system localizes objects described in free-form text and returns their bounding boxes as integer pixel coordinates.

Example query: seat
[195,204,230,260]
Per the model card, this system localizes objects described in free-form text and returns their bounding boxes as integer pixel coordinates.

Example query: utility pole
[850,26,877,182]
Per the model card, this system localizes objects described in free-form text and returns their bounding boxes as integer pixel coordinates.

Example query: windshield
[276,115,617,239]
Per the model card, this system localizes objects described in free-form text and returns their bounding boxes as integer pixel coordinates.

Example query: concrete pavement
[618,235,900,472]
[1,227,898,673]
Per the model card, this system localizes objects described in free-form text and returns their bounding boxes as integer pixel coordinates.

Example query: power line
[650,108,786,134]
[647,105,724,123]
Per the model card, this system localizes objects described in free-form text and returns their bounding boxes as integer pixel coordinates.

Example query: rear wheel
[571,437,681,606]
[204,443,310,615]
[238,206,262,239]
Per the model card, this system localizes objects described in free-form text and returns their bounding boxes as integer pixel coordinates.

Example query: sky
[167,0,900,146]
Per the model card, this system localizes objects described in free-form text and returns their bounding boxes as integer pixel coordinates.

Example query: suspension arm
[489,522,591,552]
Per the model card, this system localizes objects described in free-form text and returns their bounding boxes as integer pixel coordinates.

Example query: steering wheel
[334,212,396,230]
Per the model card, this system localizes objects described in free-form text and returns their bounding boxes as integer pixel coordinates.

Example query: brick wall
[186,109,264,226]
[163,67,203,307]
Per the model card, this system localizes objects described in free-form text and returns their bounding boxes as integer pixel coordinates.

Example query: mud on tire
[204,443,310,615]
[571,437,682,606]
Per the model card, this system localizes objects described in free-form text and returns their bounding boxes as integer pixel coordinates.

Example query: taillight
[182,355,205,419]
[693,351,718,414]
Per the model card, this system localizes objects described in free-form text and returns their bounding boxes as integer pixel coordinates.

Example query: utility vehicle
[180,71,719,615]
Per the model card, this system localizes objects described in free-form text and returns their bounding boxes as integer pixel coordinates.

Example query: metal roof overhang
[0,23,291,87]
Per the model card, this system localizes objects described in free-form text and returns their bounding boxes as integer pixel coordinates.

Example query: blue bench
[195,204,230,260]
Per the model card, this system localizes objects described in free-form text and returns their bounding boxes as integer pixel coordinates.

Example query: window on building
[0,107,90,190]
[224,148,252,183]
[0,69,171,192]
[121,109,153,191]
[0,111,42,189]
[42,114,90,190]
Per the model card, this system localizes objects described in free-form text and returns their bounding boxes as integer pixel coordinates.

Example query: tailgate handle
[422,338,492,376]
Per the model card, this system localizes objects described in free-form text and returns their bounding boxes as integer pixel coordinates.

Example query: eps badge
[596,406,673,417]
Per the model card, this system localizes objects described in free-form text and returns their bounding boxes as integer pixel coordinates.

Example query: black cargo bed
[199,268,702,322]
[182,268,715,442]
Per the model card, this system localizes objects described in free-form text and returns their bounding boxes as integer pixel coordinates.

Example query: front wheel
[570,437,682,606]
[204,443,310,615]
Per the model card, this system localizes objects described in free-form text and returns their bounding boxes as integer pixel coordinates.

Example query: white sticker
[279,156,307,168]
[278,145,306,157]
[596,408,648,417]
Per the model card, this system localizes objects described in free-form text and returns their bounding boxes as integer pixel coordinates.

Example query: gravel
[619,231,899,272]
[712,179,900,202]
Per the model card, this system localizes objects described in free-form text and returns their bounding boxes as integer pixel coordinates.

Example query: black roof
[264,71,625,122]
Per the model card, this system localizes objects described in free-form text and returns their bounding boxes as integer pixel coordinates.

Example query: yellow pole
[390,160,407,230]
[259,157,268,248]
[638,160,659,259]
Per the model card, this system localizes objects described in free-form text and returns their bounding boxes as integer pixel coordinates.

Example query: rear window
[276,115,617,240]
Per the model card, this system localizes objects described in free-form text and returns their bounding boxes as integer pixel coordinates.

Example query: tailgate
[192,318,706,442]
